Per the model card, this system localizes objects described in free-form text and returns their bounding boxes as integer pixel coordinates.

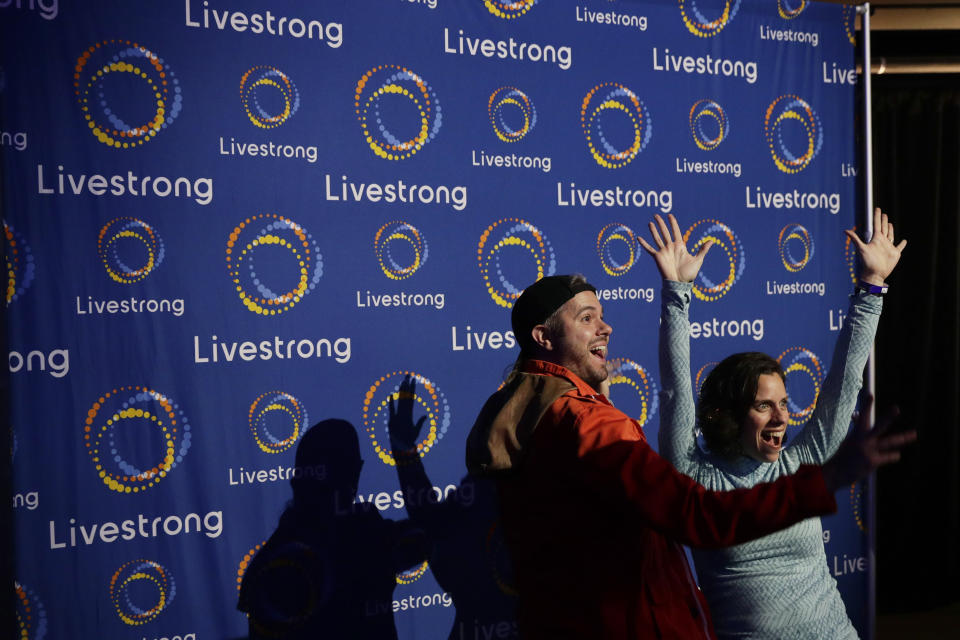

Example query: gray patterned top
[657,280,881,639]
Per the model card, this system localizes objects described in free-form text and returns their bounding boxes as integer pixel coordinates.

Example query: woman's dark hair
[696,352,785,459]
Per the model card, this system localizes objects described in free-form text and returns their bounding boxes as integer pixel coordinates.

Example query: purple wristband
[856,281,888,295]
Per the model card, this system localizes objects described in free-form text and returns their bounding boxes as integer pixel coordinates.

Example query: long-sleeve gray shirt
[658,280,881,639]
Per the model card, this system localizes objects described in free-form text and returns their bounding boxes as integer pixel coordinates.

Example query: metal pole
[859,3,877,639]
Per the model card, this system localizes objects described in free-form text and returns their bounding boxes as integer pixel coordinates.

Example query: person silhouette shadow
[238,418,427,640]
[389,376,519,640]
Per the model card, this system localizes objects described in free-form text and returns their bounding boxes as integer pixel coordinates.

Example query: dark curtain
[872,77,960,613]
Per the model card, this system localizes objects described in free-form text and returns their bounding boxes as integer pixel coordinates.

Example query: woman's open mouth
[761,429,786,448]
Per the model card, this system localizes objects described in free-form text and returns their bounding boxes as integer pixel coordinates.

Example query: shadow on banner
[390,376,520,640]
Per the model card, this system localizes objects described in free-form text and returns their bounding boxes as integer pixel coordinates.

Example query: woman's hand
[845,207,907,286]
[638,213,713,283]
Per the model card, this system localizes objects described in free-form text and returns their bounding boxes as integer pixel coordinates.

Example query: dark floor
[876,600,960,639]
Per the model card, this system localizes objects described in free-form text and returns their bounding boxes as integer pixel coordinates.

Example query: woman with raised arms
[638,209,906,639]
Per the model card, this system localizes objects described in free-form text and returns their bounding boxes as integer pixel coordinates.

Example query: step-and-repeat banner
[2,1,867,638]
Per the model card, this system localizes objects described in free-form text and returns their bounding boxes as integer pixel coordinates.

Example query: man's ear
[531,325,552,351]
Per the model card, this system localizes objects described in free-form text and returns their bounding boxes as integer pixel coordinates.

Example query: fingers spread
[695,238,714,259]
[870,403,899,435]
[655,214,671,244]
[637,235,657,255]
[845,228,866,250]
[648,220,665,249]
[668,213,684,243]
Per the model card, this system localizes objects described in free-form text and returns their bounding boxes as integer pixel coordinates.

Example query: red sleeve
[567,398,836,549]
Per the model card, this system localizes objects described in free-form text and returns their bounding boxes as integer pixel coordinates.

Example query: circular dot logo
[764,95,823,174]
[844,226,859,284]
[226,214,323,316]
[778,223,814,272]
[355,65,442,161]
[238,541,328,637]
[851,481,866,532]
[249,391,308,454]
[778,0,807,19]
[237,541,266,593]
[683,219,745,302]
[607,358,659,427]
[486,521,518,597]
[396,561,430,585]
[83,386,191,494]
[97,217,165,284]
[695,361,719,397]
[109,559,175,625]
[485,0,539,19]
[596,223,639,277]
[689,99,729,151]
[362,371,451,467]
[842,6,858,46]
[240,65,300,129]
[581,83,652,169]
[74,40,182,148]
[478,218,556,309]
[4,220,35,305]
[776,347,824,425]
[678,0,742,38]
[374,221,429,280]
[488,86,537,143]
[15,581,48,640]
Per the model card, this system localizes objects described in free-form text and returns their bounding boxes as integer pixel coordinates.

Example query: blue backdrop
[2,0,868,638]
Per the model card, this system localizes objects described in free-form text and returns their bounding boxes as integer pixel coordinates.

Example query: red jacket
[466,360,836,639]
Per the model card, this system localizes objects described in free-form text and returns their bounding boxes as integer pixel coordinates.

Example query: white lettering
[653,47,757,84]
[829,308,846,332]
[689,317,764,341]
[764,281,826,296]
[675,157,742,178]
[0,0,58,20]
[822,61,857,85]
[325,174,467,212]
[184,0,342,47]
[575,6,647,31]
[37,164,212,205]
[194,335,351,364]
[759,24,819,47]
[49,510,223,549]
[557,181,672,213]
[451,326,516,352]
[8,348,69,378]
[356,290,445,310]
[218,136,318,164]
[471,149,552,173]
[595,287,655,303]
[443,27,572,71]
[745,185,840,215]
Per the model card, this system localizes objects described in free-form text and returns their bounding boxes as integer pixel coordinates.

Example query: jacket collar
[520,359,606,400]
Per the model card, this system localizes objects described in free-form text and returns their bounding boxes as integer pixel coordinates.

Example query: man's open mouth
[590,345,607,361]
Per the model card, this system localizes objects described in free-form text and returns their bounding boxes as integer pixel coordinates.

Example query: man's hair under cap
[512,274,596,354]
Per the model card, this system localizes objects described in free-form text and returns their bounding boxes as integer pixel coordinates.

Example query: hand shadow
[389,375,519,640]
[238,418,427,640]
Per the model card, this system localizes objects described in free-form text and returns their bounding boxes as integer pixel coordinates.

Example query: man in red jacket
[465,274,913,639]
